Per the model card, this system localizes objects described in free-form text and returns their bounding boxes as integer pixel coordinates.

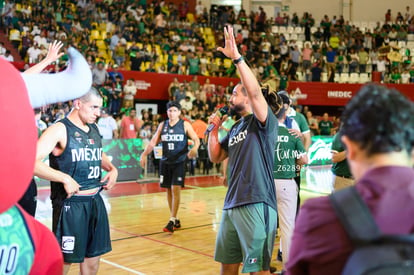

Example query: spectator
[306,111,319,136]
[318,113,333,135]
[108,64,124,83]
[179,96,193,111]
[139,122,153,148]
[119,108,142,139]
[2,49,13,61]
[27,43,42,63]
[191,113,208,140]
[97,108,119,139]
[287,84,414,274]
[92,61,109,88]
[325,46,337,73]
[358,47,369,73]
[310,62,323,82]
[110,75,123,114]
[347,48,359,73]
[122,78,137,109]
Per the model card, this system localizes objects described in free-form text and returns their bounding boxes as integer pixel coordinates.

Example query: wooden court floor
[35,166,333,274]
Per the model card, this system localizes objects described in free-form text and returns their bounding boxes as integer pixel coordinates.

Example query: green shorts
[53,192,112,263]
[214,203,277,273]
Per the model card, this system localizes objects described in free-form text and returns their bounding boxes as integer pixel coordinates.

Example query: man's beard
[230,103,244,116]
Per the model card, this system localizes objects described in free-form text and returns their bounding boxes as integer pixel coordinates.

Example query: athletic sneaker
[163,221,174,233]
[174,219,181,229]
[277,249,283,262]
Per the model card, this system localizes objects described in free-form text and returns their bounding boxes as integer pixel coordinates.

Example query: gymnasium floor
[36,165,334,274]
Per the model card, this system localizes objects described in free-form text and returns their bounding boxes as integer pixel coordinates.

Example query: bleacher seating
[340,73,350,83]
[349,73,360,84]
[321,72,328,82]
[359,73,370,83]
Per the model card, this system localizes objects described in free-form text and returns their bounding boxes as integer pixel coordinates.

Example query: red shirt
[120,116,141,139]
[286,166,414,275]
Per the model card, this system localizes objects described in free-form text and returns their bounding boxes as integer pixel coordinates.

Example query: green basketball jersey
[331,133,352,178]
[288,109,310,134]
[273,125,306,179]
[0,206,35,274]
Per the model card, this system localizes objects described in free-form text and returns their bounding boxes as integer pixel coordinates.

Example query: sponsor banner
[12,60,413,104]
[308,135,333,166]
[119,71,239,100]
[289,82,414,106]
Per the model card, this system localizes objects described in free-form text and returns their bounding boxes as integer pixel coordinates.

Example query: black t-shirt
[220,106,278,210]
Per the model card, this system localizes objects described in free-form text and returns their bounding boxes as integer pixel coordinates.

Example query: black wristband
[233,56,244,65]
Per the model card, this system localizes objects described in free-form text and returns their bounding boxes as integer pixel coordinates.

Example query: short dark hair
[340,84,414,156]
[79,87,101,102]
[166,101,182,110]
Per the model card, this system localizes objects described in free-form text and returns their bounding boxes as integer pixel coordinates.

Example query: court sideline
[36,166,333,274]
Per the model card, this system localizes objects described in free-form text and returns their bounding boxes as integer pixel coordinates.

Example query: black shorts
[159,160,186,188]
[18,178,38,216]
[53,192,111,263]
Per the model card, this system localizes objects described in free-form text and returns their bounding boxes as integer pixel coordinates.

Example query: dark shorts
[159,160,186,188]
[18,178,38,216]
[52,192,111,263]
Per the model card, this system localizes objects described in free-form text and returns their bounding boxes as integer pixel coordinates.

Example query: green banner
[308,136,333,166]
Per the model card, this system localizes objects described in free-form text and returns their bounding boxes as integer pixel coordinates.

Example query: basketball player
[34,88,118,274]
[140,101,200,233]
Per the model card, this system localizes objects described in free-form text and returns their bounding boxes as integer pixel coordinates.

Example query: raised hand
[45,40,65,63]
[216,25,241,60]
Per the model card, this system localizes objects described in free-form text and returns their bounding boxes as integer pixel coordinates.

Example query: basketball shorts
[52,192,111,263]
[159,160,186,188]
[215,203,277,273]
[18,178,38,216]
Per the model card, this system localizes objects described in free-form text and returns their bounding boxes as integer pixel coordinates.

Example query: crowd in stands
[1,0,414,85]
[2,1,414,150]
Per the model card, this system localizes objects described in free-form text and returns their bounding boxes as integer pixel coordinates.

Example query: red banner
[288,81,414,106]
[119,71,239,101]
[11,59,413,105]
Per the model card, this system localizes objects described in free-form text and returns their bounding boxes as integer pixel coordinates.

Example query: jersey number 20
[88,166,100,179]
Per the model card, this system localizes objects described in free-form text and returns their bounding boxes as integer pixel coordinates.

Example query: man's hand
[62,175,81,198]
[140,154,147,168]
[208,112,227,131]
[288,128,303,139]
[102,168,118,190]
[188,147,198,159]
[45,40,64,63]
[216,25,241,60]
[221,176,228,187]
